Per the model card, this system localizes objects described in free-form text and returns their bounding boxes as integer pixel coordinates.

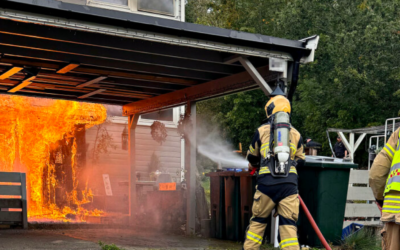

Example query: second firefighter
[243,91,305,250]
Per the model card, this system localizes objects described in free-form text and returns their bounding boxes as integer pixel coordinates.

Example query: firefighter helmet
[265,95,291,118]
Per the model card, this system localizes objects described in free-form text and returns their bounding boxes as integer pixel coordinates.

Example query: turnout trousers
[243,184,299,250]
[382,223,400,250]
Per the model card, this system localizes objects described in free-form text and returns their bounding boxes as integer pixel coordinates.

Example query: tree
[188,0,400,165]
[271,0,400,162]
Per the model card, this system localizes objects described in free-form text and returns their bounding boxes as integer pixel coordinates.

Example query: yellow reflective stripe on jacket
[259,167,270,174]
[384,199,400,204]
[385,195,400,199]
[259,166,297,175]
[385,130,400,195]
[279,238,298,249]
[385,134,400,195]
[249,145,255,154]
[290,143,297,156]
[385,164,400,195]
[261,143,269,158]
[384,143,395,158]
[382,204,400,213]
[247,231,262,244]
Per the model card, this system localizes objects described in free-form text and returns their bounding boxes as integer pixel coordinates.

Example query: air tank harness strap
[268,117,275,157]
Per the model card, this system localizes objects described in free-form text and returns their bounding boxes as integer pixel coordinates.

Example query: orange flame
[0,95,107,222]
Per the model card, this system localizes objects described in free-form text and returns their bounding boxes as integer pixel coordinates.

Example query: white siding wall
[85,121,182,197]
[135,126,182,180]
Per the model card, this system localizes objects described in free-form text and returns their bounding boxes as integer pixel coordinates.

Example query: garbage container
[208,172,225,239]
[297,156,357,247]
[220,172,240,241]
[207,171,271,242]
[236,172,256,238]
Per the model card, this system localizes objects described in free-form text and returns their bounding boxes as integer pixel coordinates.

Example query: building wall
[85,120,182,199]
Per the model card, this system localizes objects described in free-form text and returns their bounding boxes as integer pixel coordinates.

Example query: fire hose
[249,168,332,250]
[298,195,332,250]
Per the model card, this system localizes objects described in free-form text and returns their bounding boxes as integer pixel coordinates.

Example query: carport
[0,0,318,234]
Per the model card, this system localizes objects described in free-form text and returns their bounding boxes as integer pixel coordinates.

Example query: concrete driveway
[0,228,246,250]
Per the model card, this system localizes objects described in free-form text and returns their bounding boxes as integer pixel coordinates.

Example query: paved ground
[0,228,250,250]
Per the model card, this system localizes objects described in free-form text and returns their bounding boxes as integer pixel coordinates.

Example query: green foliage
[274,0,400,160]
[201,177,211,205]
[339,228,381,250]
[188,0,400,165]
[98,241,125,250]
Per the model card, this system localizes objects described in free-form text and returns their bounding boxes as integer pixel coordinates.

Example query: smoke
[197,130,248,169]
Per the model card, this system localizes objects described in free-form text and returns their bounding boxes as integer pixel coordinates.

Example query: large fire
[0,95,107,222]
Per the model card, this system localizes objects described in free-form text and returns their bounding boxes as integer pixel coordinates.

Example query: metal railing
[368,135,385,170]
[384,117,400,143]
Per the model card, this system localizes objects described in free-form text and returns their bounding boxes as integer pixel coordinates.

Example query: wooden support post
[185,102,196,235]
[349,133,355,161]
[129,114,139,225]
[338,132,351,156]
[239,57,273,95]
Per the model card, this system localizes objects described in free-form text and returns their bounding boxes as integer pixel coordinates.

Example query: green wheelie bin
[297,156,357,247]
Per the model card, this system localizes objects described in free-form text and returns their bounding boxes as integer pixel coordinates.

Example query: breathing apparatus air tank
[273,112,291,175]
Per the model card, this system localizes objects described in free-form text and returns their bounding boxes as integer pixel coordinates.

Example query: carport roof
[0,0,315,105]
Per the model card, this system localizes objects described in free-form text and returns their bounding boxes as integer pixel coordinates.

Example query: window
[138,0,175,16]
[95,0,128,5]
[139,107,182,128]
[141,109,173,121]
[87,0,177,18]
[109,106,184,128]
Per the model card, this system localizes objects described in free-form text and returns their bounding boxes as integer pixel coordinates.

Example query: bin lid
[304,156,358,169]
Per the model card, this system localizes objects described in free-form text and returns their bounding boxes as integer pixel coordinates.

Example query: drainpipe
[287,57,300,104]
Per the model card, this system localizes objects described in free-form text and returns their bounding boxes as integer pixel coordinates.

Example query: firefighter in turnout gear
[243,92,305,250]
[370,128,400,250]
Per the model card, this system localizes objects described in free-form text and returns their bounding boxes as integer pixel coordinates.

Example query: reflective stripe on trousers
[246,231,262,244]
[279,238,299,249]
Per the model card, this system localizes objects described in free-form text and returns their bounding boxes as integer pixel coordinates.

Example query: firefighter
[243,88,305,250]
[370,128,400,250]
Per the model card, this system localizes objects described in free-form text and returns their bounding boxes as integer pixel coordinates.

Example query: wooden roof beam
[57,62,80,74]
[8,80,33,93]
[76,76,107,88]
[123,66,279,115]
[0,57,198,86]
[0,45,222,81]
[78,89,106,99]
[8,68,40,93]
[0,67,23,80]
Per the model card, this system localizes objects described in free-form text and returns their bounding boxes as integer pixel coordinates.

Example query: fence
[344,169,381,228]
[0,172,28,229]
